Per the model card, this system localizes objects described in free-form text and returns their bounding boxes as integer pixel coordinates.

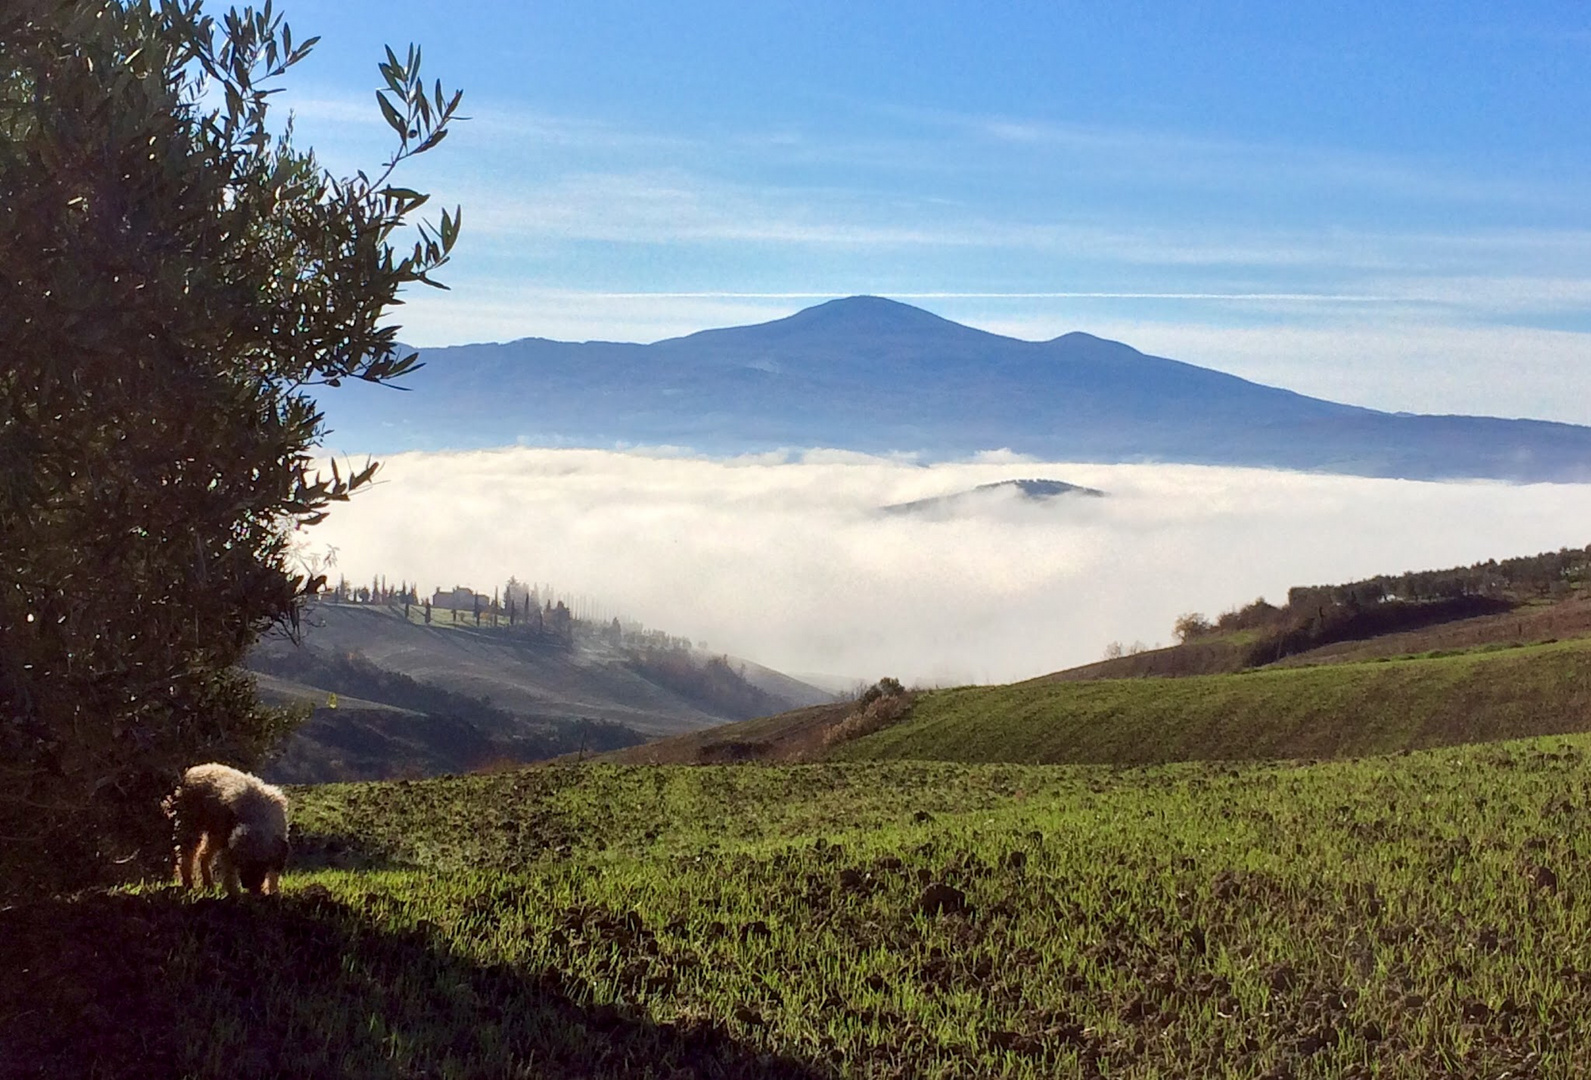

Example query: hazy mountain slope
[252,603,830,735]
[251,661,642,784]
[734,659,841,708]
[321,296,1591,482]
[247,603,834,781]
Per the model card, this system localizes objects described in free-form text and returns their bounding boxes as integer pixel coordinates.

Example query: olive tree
[0,0,462,890]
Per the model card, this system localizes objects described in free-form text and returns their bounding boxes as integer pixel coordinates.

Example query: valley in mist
[308,447,1591,687]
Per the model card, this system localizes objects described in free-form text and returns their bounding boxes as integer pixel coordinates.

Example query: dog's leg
[262,869,279,895]
[175,843,195,889]
[212,838,241,896]
[195,833,217,889]
[170,802,201,890]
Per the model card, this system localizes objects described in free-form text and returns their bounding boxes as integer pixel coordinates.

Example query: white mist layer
[305,448,1591,686]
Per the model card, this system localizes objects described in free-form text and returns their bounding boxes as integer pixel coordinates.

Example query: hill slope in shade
[249,603,834,781]
[323,296,1591,482]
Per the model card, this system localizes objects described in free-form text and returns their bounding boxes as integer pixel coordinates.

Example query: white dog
[162,763,290,895]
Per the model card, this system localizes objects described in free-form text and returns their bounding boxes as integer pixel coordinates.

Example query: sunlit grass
[12,742,1591,1077]
[273,744,1591,1076]
[832,638,1591,766]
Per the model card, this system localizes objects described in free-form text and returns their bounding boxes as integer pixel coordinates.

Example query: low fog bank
[306,447,1591,686]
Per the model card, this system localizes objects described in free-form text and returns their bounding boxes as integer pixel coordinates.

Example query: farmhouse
[430,586,490,611]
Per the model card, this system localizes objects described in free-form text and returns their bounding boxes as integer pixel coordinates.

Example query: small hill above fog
[881,478,1106,515]
[321,295,1591,482]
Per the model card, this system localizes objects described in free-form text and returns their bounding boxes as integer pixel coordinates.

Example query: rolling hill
[598,543,1591,768]
[249,602,834,782]
[320,295,1591,482]
[595,636,1591,767]
[831,639,1591,765]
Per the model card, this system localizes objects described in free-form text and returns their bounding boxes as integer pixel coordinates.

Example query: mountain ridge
[323,296,1591,482]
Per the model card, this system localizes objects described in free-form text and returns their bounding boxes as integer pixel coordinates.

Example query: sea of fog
[305,447,1591,687]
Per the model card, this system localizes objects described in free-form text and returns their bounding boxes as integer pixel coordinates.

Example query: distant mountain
[881,478,1106,515]
[321,296,1591,482]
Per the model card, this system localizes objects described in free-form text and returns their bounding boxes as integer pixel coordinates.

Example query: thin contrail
[583,291,1389,302]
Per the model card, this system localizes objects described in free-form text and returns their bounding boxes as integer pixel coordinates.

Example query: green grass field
[834,638,1591,766]
[7,738,1591,1078]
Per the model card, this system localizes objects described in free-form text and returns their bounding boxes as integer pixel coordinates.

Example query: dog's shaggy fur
[162,763,290,895]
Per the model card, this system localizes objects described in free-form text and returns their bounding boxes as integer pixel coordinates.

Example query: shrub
[824,679,915,747]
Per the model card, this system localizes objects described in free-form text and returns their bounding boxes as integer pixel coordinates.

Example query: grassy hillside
[1044,540,1591,683]
[1047,596,1591,682]
[836,639,1591,766]
[1045,634,1256,680]
[1265,596,1591,668]
[598,636,1591,769]
[9,742,1591,1078]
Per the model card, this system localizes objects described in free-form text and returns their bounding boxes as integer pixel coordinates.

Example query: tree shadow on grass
[0,889,833,1080]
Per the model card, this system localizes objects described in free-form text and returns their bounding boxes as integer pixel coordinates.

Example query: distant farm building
[431,586,490,611]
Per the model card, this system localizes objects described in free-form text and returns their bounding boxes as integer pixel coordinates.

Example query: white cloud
[457,173,1417,265]
[1029,320,1591,424]
[307,449,1591,688]
[282,89,691,151]
[384,284,807,347]
[460,169,966,249]
[1372,274,1591,312]
[944,109,1578,210]
[273,88,1591,431]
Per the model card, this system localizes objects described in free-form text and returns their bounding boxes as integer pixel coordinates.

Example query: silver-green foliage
[0,0,461,889]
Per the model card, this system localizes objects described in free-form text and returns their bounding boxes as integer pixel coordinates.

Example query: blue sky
[274,1,1591,423]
